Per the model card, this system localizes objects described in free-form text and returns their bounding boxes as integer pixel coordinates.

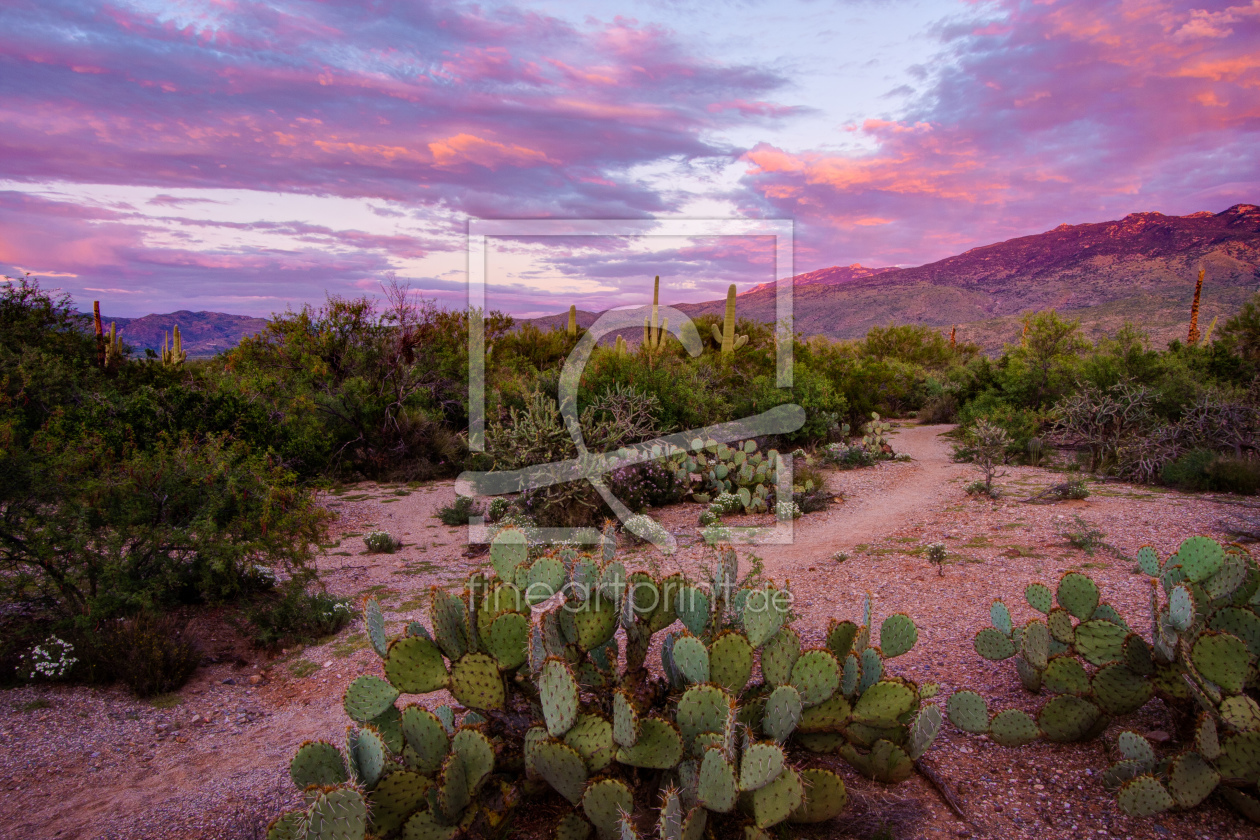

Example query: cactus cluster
[861,413,892,454]
[953,536,1260,822]
[161,325,187,368]
[271,529,943,839]
[104,321,124,370]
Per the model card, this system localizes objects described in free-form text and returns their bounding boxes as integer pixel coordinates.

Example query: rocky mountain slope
[83,310,270,358]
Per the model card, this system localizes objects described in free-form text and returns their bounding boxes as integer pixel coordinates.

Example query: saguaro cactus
[161,325,187,368]
[93,301,105,368]
[644,275,667,355]
[567,305,577,337]
[104,322,124,370]
[949,326,956,349]
[1188,268,1205,345]
[711,284,748,356]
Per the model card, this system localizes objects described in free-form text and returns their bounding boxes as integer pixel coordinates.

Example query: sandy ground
[3,423,1260,840]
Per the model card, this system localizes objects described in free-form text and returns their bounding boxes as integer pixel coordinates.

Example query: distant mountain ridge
[82,310,269,358]
[528,203,1260,352]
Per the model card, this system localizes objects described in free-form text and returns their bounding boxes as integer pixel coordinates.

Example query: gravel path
[3,424,1260,839]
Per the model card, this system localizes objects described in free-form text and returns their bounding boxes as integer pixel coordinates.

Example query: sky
[0,0,1257,318]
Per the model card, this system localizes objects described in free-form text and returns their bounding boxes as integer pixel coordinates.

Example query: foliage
[69,612,202,697]
[1059,516,1106,555]
[1217,291,1260,362]
[963,419,1009,495]
[364,531,401,554]
[247,581,354,649]
[955,537,1260,823]
[1052,380,1154,472]
[269,533,948,839]
[926,543,947,576]
[439,496,485,526]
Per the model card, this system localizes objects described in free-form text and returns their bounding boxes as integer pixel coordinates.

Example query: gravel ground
[3,423,1260,839]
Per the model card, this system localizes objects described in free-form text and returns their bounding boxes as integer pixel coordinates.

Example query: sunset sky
[1,0,1257,317]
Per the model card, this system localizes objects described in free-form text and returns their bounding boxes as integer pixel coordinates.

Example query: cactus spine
[711,284,748,355]
[568,304,577,337]
[161,324,187,368]
[643,275,667,356]
[1188,268,1205,345]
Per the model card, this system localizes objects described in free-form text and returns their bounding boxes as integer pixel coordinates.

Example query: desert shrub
[1052,379,1154,472]
[88,613,202,697]
[963,418,1009,495]
[363,531,400,554]
[918,392,959,424]
[926,542,947,575]
[820,443,876,469]
[957,393,1045,459]
[246,581,353,649]
[437,495,483,526]
[1161,448,1217,491]
[604,459,689,513]
[1207,455,1260,495]
[1060,515,1106,554]
[486,497,511,523]
[775,499,803,520]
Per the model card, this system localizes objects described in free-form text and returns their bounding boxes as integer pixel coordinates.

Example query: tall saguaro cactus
[93,301,105,368]
[643,275,667,355]
[104,322,124,370]
[1188,268,1206,345]
[567,305,577,337]
[711,284,748,356]
[161,324,187,368]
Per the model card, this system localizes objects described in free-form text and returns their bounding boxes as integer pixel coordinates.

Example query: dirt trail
[755,423,969,576]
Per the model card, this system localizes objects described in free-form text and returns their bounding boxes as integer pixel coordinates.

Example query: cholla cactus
[710,284,748,356]
[926,543,946,576]
[161,325,187,368]
[271,535,949,839]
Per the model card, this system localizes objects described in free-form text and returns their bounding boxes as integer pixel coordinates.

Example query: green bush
[1207,455,1260,495]
[72,613,202,697]
[437,495,483,526]
[247,584,352,649]
[363,531,400,554]
[1161,448,1217,491]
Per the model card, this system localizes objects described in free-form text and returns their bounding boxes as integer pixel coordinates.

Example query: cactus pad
[1057,572,1100,621]
[1206,553,1249,601]
[989,709,1039,747]
[570,597,619,652]
[344,676,400,723]
[649,574,684,634]
[840,739,914,784]
[946,690,989,734]
[524,555,566,605]
[763,685,803,742]
[1019,619,1050,671]
[1220,695,1260,732]
[384,636,450,694]
[1209,606,1260,657]
[364,598,389,659]
[672,634,710,684]
[304,787,367,840]
[449,652,505,710]
[400,706,449,773]
[430,587,469,661]
[788,768,848,823]
[697,747,738,812]
[582,778,633,840]
[613,690,639,748]
[565,714,616,773]
[555,813,593,840]
[401,810,459,840]
[489,528,528,580]
[676,684,729,748]
[676,586,711,636]
[1025,582,1053,614]
[1216,731,1260,783]
[1117,774,1174,817]
[760,626,801,687]
[540,657,580,736]
[290,740,348,790]
[1091,663,1153,716]
[352,726,389,789]
[853,679,917,727]
[973,628,1017,661]
[1169,584,1197,632]
[451,727,494,793]
[1015,655,1042,692]
[1176,536,1225,582]
[708,631,754,694]
[534,739,588,804]
[878,614,917,658]
[1166,751,1219,808]
[841,654,859,696]
[738,741,786,792]
[907,703,943,758]
[1043,655,1090,696]
[1137,545,1161,576]
[1123,634,1154,676]
[1037,695,1102,742]
[1073,620,1128,666]
[616,717,684,769]
[858,647,883,695]
[750,768,805,829]
[798,691,851,733]
[742,588,786,647]
[1191,630,1250,694]
[368,770,432,836]
[1046,608,1075,645]
[825,620,859,660]
[483,612,529,671]
[789,649,841,707]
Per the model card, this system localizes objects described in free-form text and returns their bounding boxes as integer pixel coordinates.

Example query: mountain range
[91,203,1260,357]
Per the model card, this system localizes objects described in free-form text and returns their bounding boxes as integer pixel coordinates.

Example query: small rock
[190,714,201,724]
[248,675,263,686]
[222,678,236,685]
[1147,730,1171,743]
[323,661,334,668]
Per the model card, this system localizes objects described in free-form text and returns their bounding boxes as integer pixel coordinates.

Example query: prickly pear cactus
[271,531,945,838]
[958,536,1260,823]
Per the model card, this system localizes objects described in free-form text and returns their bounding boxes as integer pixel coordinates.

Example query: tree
[1218,292,1260,362]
